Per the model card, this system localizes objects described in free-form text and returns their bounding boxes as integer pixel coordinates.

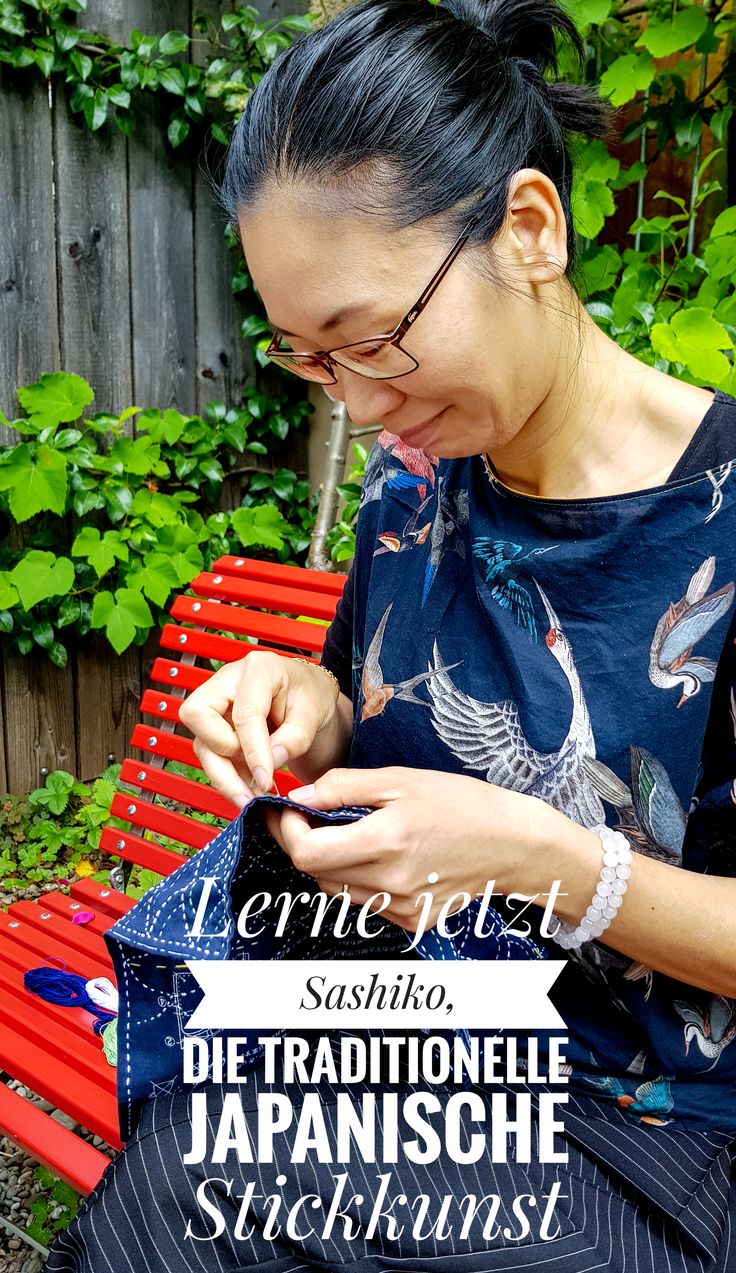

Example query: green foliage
[324,442,369,564]
[0,371,315,662]
[26,1165,80,1247]
[568,1,736,397]
[0,763,127,889]
[0,1,312,146]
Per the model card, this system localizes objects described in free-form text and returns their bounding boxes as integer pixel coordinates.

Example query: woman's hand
[262,765,556,930]
[177,651,351,807]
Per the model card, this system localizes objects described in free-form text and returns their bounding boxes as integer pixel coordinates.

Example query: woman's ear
[500,168,568,284]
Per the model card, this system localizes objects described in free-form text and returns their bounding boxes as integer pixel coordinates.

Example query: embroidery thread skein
[24,963,116,1036]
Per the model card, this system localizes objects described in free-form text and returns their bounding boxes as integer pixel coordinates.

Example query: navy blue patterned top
[322,393,736,1134]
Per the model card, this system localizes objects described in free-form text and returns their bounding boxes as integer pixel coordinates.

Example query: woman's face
[240,177,568,459]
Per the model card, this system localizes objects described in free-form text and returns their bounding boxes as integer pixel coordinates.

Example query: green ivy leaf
[32,619,55,649]
[0,443,68,520]
[572,0,612,25]
[651,307,733,383]
[16,371,93,428]
[56,595,82,628]
[167,114,190,147]
[49,639,69,668]
[126,552,180,606]
[90,587,153,654]
[232,504,288,550]
[599,53,654,107]
[84,88,108,131]
[710,206,736,239]
[10,551,75,610]
[637,8,708,58]
[72,526,129,577]
[70,48,92,80]
[159,29,189,55]
[158,65,185,95]
[0,572,19,609]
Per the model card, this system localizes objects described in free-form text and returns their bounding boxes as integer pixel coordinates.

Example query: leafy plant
[568,0,736,392]
[325,442,369,564]
[0,763,127,889]
[0,371,315,663]
[25,1165,80,1247]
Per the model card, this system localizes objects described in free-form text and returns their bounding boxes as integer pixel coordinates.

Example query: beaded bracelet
[550,824,632,951]
[293,657,341,700]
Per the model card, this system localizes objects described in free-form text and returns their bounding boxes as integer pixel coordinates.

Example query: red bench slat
[70,879,137,919]
[119,758,239,820]
[99,825,188,877]
[0,1027,121,1147]
[109,792,219,851]
[169,595,328,652]
[0,1082,112,1194]
[0,912,108,982]
[212,554,346,597]
[191,572,338,621]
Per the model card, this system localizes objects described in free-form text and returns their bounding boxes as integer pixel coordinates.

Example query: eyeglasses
[265,194,489,385]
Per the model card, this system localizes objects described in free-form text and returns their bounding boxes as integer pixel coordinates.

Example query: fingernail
[271,744,289,769]
[289,784,315,802]
[252,766,270,794]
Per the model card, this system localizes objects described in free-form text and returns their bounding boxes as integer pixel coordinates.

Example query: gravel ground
[1,880,118,1269]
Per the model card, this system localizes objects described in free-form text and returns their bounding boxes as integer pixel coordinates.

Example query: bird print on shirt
[648,557,734,707]
[421,478,470,607]
[673,995,736,1070]
[583,746,686,864]
[358,603,461,723]
[360,432,439,507]
[472,538,557,640]
[425,582,605,828]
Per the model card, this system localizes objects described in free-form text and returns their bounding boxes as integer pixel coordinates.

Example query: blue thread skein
[24,965,116,1036]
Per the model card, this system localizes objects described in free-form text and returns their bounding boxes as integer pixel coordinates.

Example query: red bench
[0,555,346,1193]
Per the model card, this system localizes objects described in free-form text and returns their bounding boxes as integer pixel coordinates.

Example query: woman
[47,0,736,1269]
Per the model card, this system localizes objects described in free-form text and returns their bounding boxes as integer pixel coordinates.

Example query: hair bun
[440,0,584,75]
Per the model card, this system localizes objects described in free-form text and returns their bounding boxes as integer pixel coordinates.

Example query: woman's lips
[398,408,446,448]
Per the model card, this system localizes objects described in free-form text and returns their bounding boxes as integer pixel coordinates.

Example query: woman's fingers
[191,736,255,808]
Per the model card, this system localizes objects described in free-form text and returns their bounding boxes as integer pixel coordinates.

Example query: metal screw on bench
[169,667,178,677]
[138,770,146,780]
[127,804,137,815]
[235,558,245,565]
[179,634,187,644]
[158,701,167,711]
[40,767,48,778]
[192,602,202,612]
[212,575,223,584]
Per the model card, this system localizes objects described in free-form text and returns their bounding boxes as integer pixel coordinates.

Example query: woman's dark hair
[219,0,611,271]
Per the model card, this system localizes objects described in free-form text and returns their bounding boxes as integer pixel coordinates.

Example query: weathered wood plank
[0,67,75,792]
[0,69,59,437]
[52,1,140,788]
[190,0,253,413]
[127,0,197,413]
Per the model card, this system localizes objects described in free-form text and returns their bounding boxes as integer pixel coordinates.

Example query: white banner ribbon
[184,959,567,1030]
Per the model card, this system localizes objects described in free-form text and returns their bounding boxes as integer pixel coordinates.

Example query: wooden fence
[0,0,300,794]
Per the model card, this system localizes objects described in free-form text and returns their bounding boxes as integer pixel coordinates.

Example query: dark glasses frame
[265,192,490,384]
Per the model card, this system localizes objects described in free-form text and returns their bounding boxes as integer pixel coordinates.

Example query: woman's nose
[327,367,404,427]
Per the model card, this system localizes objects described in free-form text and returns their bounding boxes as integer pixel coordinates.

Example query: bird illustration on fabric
[672,996,736,1070]
[374,494,433,557]
[421,478,470,608]
[425,582,605,828]
[472,538,557,639]
[583,1072,674,1125]
[648,557,734,706]
[583,747,686,864]
[359,603,461,723]
[361,431,439,507]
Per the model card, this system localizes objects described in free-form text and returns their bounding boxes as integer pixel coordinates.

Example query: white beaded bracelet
[550,824,633,951]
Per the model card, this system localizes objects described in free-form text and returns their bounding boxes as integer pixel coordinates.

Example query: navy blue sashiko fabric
[105,794,546,1141]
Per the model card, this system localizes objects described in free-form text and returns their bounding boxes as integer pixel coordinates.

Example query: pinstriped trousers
[46,1033,735,1273]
